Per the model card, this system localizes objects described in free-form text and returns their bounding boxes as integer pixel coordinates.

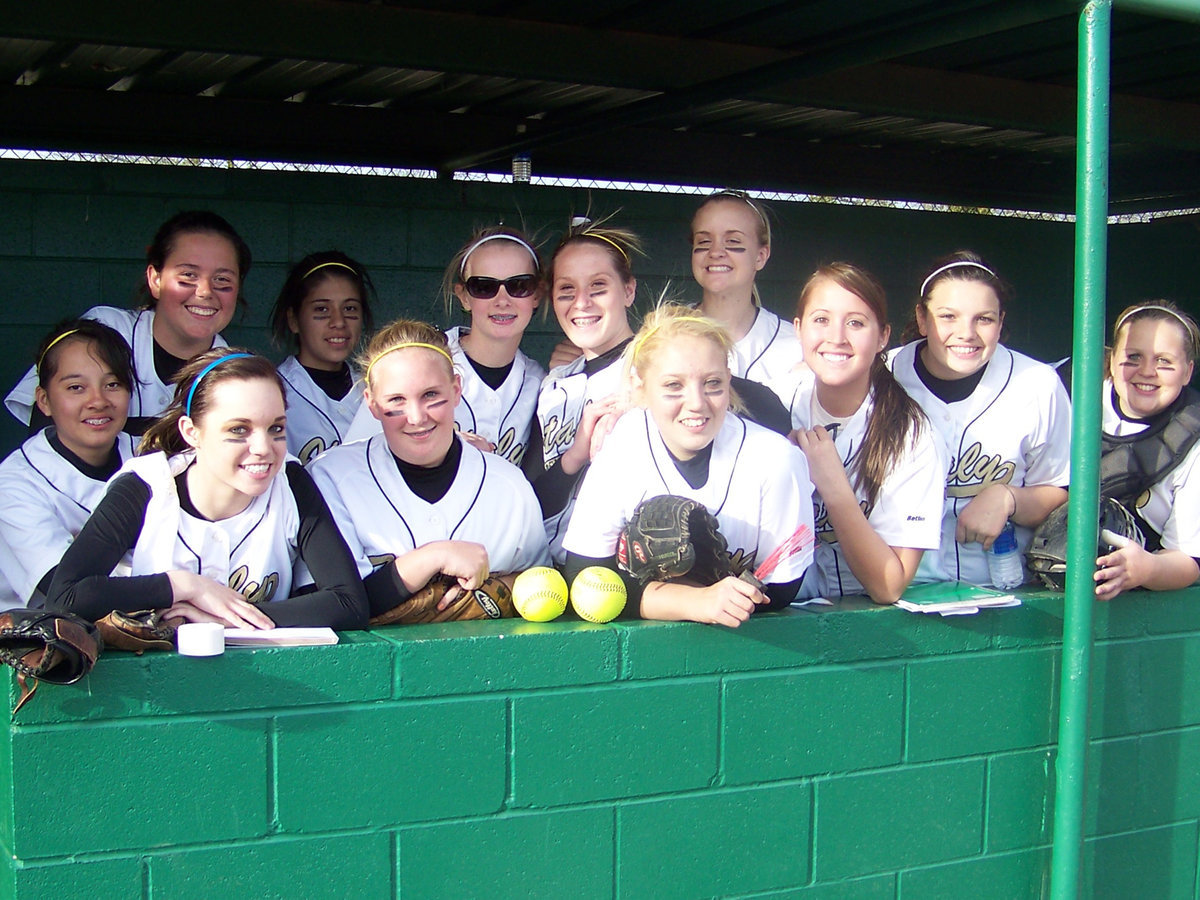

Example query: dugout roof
[1,1,1198,214]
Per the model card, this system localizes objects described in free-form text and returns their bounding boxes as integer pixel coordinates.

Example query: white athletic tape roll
[176,622,225,657]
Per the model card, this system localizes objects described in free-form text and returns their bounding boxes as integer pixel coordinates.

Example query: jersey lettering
[299,436,330,466]
[813,497,871,542]
[228,565,281,604]
[728,546,757,576]
[368,552,397,571]
[494,427,525,465]
[541,413,579,462]
[946,441,1016,498]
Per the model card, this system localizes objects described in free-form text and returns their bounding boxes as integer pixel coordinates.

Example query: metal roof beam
[0,0,787,91]
[760,62,1200,152]
[440,0,1072,170]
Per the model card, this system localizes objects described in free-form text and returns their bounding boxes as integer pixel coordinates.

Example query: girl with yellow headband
[309,320,549,619]
[561,304,815,626]
[525,219,641,562]
[270,250,376,464]
[345,226,546,466]
[46,349,368,630]
[0,320,136,609]
[5,210,248,433]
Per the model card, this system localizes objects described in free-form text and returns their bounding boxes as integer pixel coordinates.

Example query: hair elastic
[1114,304,1200,346]
[185,353,254,417]
[302,261,358,280]
[365,342,455,383]
[708,189,769,224]
[919,260,998,298]
[582,232,631,265]
[458,234,538,277]
[36,329,81,374]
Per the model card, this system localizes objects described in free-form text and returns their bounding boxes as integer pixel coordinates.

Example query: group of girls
[0,194,1194,637]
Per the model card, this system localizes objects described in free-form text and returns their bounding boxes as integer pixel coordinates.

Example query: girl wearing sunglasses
[344,227,545,466]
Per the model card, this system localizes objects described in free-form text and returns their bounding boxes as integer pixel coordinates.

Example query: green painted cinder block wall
[4,590,1200,899]
[2,157,1197,454]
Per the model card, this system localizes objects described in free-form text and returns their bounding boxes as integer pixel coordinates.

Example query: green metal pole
[1049,2,1110,897]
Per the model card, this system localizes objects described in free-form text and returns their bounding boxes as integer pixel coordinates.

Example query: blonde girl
[691,189,802,401]
[309,321,549,618]
[562,304,814,626]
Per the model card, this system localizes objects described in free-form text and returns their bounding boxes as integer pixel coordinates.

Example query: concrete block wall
[4,589,1200,898]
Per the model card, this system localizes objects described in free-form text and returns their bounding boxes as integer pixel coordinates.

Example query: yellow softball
[512,567,569,622]
[570,566,627,623]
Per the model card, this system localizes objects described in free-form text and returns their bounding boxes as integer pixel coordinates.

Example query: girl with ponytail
[790,263,945,603]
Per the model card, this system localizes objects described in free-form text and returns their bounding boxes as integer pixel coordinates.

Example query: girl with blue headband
[46,349,367,630]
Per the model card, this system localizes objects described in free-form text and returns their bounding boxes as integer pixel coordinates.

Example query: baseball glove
[369,575,516,626]
[0,609,102,712]
[96,609,177,654]
[1027,497,1145,591]
[616,495,734,586]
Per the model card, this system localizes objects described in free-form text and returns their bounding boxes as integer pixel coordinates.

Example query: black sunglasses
[463,274,539,300]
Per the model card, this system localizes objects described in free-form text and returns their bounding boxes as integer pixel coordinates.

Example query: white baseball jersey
[308,434,550,579]
[730,307,804,403]
[0,429,135,609]
[1103,382,1200,557]
[789,380,945,597]
[118,451,303,604]
[536,351,629,561]
[563,409,815,586]
[277,355,364,465]
[341,327,545,466]
[889,341,1072,586]
[4,306,228,424]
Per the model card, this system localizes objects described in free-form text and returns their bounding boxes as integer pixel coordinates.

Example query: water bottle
[988,521,1024,590]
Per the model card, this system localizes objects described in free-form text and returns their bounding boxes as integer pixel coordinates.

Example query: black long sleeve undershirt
[46,462,368,629]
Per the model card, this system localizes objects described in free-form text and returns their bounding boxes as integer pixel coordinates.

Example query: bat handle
[739,570,765,591]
